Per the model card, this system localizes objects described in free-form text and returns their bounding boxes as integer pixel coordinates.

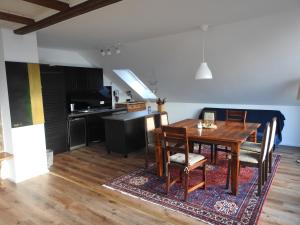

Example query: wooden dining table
[154,119,260,195]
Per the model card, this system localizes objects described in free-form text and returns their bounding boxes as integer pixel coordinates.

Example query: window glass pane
[113,69,157,100]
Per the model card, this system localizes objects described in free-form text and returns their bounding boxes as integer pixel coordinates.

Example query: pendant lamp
[195,25,212,80]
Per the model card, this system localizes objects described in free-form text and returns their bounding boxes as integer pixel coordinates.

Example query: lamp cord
[202,31,205,62]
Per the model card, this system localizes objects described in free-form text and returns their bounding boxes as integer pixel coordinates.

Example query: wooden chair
[144,114,156,168]
[226,110,247,125]
[203,111,216,122]
[214,110,247,164]
[162,126,207,201]
[160,111,169,126]
[198,111,216,162]
[226,122,270,196]
[241,117,277,177]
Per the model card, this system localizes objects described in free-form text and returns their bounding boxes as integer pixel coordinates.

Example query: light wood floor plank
[0,144,299,225]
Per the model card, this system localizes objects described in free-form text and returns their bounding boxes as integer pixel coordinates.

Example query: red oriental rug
[103,148,280,225]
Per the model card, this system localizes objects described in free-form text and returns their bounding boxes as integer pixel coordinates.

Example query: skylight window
[113,69,157,100]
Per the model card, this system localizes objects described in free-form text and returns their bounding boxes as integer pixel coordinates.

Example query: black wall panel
[5,61,33,128]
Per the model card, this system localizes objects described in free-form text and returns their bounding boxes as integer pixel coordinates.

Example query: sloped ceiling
[79,8,300,106]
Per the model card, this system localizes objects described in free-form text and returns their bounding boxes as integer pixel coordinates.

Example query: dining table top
[155,119,261,144]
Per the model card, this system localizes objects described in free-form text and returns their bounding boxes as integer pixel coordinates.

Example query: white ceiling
[34,0,300,49]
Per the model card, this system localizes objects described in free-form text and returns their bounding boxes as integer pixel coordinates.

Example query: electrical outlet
[100,101,105,105]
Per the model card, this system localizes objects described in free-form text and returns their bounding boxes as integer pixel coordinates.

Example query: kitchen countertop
[102,110,159,121]
[68,108,126,118]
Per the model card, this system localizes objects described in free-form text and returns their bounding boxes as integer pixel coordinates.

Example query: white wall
[0,29,48,182]
[38,47,92,67]
[2,29,39,63]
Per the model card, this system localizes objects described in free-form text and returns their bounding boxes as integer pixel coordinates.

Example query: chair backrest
[203,111,216,123]
[161,126,189,165]
[268,117,277,153]
[160,111,169,126]
[226,110,247,124]
[145,115,156,145]
[260,122,271,162]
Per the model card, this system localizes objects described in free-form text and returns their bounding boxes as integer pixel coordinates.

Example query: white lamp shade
[195,62,212,79]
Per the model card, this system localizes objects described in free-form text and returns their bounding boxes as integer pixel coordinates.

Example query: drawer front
[127,103,146,112]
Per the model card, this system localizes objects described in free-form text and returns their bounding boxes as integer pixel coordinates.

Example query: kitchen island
[67,108,126,150]
[103,111,160,157]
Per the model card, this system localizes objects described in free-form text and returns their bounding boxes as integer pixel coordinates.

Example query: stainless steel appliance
[68,117,86,150]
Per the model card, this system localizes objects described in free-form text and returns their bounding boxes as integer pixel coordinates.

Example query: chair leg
[189,141,194,153]
[226,159,231,189]
[269,151,273,173]
[261,162,265,185]
[179,169,183,183]
[145,146,149,168]
[184,173,189,201]
[166,164,170,194]
[203,164,206,190]
[264,159,268,183]
[210,144,214,163]
[257,165,262,196]
[214,150,218,164]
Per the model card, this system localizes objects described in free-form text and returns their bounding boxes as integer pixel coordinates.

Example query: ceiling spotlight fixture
[100,43,121,56]
[195,24,213,80]
[115,47,121,55]
[100,49,106,56]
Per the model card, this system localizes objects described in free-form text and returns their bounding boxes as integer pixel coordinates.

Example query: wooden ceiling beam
[14,0,122,35]
[0,11,34,25]
[22,0,70,11]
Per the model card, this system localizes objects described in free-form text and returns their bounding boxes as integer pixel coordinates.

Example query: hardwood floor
[0,144,299,225]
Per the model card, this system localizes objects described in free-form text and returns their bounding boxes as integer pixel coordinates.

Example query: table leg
[231,143,240,195]
[155,133,163,177]
[189,141,194,153]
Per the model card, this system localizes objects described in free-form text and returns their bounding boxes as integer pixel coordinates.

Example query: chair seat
[229,150,259,164]
[241,141,261,153]
[170,153,205,166]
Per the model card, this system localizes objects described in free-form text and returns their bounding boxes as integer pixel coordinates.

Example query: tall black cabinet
[40,65,104,155]
[40,65,67,154]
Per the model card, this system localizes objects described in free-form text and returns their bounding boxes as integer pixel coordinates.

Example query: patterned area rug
[103,148,280,225]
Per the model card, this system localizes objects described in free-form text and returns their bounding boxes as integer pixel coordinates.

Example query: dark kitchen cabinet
[86,111,111,142]
[84,68,103,91]
[40,65,68,154]
[64,67,103,93]
[86,114,102,142]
